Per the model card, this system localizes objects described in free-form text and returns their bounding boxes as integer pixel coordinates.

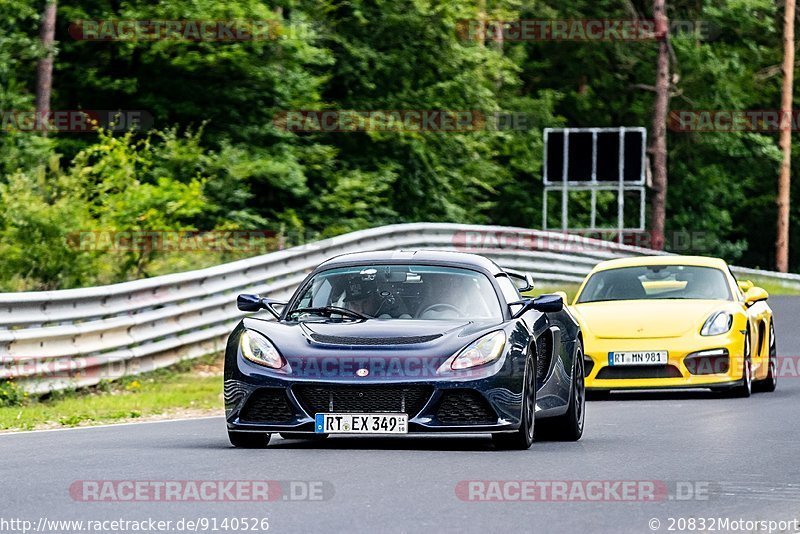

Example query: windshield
[577,265,732,303]
[289,264,503,320]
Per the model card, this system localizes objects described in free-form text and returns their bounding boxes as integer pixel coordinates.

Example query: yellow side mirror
[738,280,754,292]
[744,286,768,306]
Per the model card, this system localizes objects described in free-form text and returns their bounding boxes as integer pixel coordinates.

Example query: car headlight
[443,331,506,371]
[240,330,285,369]
[700,312,733,336]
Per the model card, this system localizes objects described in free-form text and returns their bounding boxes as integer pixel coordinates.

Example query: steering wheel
[418,303,463,318]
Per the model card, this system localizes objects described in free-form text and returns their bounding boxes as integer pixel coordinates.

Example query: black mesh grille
[294,385,432,416]
[596,365,682,380]
[239,389,295,423]
[685,354,729,375]
[309,334,441,345]
[584,357,595,377]
[435,390,497,425]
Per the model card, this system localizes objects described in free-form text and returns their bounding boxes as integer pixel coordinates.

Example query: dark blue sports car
[224,250,585,449]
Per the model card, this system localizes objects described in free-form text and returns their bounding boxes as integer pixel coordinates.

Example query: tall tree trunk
[650,0,670,251]
[477,0,487,45]
[776,0,796,273]
[35,0,57,135]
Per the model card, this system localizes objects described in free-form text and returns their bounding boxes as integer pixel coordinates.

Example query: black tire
[228,431,271,448]
[492,352,536,450]
[729,330,752,398]
[536,340,586,441]
[753,322,777,393]
[279,432,329,440]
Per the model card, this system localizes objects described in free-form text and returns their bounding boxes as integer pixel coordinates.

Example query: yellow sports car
[570,255,776,398]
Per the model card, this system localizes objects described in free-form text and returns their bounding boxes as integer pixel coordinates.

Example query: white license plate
[608,351,668,366]
[314,413,408,434]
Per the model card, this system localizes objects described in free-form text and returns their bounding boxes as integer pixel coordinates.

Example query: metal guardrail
[2,223,799,393]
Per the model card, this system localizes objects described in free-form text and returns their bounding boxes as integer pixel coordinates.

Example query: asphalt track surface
[3,298,800,534]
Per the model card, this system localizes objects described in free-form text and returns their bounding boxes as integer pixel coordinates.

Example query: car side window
[297,278,333,308]
[497,275,521,303]
[727,267,745,301]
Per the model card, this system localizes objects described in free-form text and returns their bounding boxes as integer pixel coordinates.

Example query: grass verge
[0,355,223,432]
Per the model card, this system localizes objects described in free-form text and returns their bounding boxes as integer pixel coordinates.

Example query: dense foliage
[0,0,796,290]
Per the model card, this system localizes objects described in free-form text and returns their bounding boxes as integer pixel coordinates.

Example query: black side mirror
[511,294,564,318]
[532,294,563,313]
[237,294,287,319]
[237,294,263,312]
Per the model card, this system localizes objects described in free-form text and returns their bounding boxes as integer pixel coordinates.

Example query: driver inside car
[333,274,410,319]
[417,275,468,319]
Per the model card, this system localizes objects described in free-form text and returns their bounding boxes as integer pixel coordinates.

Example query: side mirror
[744,286,768,306]
[510,294,564,318]
[738,280,754,292]
[532,294,564,313]
[237,294,264,312]
[237,294,287,319]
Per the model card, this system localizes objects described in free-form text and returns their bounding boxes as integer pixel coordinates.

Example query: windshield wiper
[287,306,371,320]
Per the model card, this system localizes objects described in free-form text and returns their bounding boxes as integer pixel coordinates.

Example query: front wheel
[229,431,271,448]
[729,330,752,398]
[536,340,586,441]
[492,353,536,450]
[754,322,777,393]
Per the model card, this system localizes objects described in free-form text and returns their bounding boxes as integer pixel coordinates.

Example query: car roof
[318,250,504,274]
[591,255,730,272]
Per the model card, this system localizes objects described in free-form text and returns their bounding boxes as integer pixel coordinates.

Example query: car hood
[298,319,481,342]
[572,299,735,339]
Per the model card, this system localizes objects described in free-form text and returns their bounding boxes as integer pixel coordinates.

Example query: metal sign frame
[542,127,647,239]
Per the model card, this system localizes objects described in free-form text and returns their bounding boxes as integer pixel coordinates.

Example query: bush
[0,128,269,290]
[0,379,25,407]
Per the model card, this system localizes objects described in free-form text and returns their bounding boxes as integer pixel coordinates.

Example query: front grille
[435,390,497,425]
[596,365,682,380]
[294,385,432,416]
[309,333,441,345]
[239,389,295,423]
